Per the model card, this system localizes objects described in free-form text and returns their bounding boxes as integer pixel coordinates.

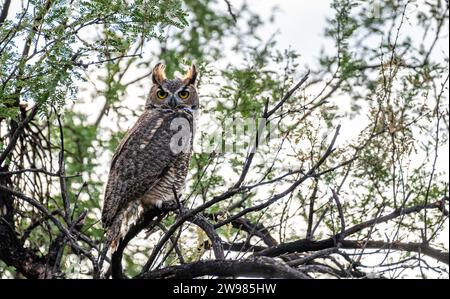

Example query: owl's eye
[178,90,190,99]
[156,90,168,99]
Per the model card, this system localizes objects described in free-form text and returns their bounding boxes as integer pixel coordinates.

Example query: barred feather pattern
[102,108,194,253]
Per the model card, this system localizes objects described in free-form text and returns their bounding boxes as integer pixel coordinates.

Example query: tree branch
[138,256,310,279]
[341,240,449,265]
[215,124,341,228]
[255,199,448,265]
[0,104,40,166]
[0,0,11,26]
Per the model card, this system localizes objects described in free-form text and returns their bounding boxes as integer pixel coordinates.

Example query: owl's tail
[99,201,145,276]
[98,215,123,273]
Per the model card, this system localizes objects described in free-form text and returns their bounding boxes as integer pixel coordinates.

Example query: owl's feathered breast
[102,108,194,229]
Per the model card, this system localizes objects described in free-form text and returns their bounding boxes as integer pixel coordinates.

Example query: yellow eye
[156,90,168,99]
[178,90,190,99]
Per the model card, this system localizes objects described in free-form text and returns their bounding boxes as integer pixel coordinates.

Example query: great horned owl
[102,63,198,253]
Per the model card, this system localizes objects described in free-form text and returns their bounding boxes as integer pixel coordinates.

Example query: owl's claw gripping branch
[160,200,180,212]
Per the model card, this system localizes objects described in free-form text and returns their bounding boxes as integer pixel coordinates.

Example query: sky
[240,0,335,66]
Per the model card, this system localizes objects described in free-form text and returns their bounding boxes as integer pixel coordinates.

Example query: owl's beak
[167,95,178,109]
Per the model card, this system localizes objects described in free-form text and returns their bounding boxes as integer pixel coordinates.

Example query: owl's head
[146,63,199,112]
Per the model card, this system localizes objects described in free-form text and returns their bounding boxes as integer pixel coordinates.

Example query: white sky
[241,0,335,65]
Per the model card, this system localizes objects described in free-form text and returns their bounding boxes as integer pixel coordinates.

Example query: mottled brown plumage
[102,63,198,252]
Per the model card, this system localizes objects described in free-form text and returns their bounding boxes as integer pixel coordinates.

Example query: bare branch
[215,125,341,228]
[0,105,40,166]
[266,70,310,118]
[223,0,237,23]
[0,0,11,26]
[255,199,448,263]
[341,240,449,265]
[138,256,310,279]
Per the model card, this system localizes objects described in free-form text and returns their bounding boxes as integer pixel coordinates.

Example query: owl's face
[146,63,199,112]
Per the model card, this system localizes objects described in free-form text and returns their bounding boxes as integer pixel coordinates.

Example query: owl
[102,63,199,253]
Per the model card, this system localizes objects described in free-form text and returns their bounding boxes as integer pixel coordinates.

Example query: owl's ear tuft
[152,63,166,85]
[183,64,198,86]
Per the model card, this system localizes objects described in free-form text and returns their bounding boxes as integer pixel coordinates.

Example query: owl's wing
[102,110,192,228]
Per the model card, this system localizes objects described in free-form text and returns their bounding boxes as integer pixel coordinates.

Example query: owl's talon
[161,200,178,211]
